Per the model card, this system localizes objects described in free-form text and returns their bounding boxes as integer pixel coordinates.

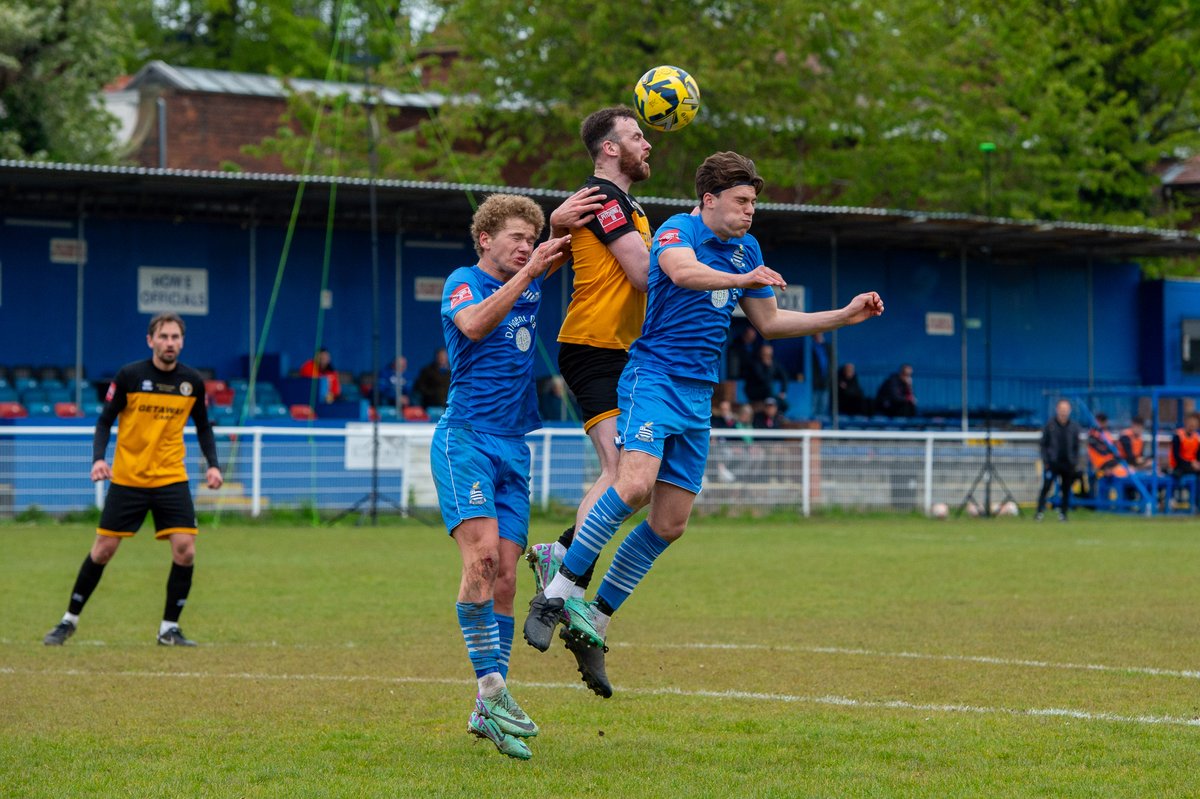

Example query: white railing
[0,424,1070,518]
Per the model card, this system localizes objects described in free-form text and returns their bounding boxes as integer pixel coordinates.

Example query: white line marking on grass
[3,666,1198,728]
[622,642,1200,681]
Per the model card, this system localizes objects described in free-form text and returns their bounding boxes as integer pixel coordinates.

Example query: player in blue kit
[430,193,571,760]
[524,152,885,683]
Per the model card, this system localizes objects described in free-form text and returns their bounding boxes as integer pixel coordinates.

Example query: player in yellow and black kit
[43,312,223,647]
[524,106,654,697]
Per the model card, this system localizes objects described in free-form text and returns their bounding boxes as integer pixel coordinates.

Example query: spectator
[414,347,451,409]
[810,332,831,417]
[753,397,783,429]
[1117,417,1152,471]
[725,324,759,382]
[744,343,789,412]
[299,347,340,403]
[1169,411,1200,478]
[539,375,572,422]
[378,355,410,407]
[1086,412,1127,478]
[711,399,737,429]
[1035,399,1082,521]
[875,363,917,418]
[836,363,870,416]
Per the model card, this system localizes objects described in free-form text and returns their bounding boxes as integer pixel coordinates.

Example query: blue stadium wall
[1,212,1145,414]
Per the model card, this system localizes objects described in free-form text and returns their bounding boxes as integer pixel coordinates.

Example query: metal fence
[0,424,1065,518]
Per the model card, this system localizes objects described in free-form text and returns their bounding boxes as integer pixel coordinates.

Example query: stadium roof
[2,159,1199,260]
[124,60,442,109]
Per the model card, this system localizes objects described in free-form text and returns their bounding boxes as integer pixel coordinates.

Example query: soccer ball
[999,500,1020,517]
[633,66,700,132]
[929,502,949,520]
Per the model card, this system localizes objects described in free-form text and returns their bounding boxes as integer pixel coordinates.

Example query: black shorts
[558,342,629,431]
[98,481,198,539]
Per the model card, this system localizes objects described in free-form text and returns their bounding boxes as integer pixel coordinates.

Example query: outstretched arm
[740,291,884,340]
[549,186,605,238]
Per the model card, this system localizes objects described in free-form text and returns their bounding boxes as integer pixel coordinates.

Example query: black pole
[979,143,998,515]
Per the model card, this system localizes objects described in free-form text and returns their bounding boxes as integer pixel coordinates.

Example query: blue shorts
[614,364,713,494]
[430,426,531,548]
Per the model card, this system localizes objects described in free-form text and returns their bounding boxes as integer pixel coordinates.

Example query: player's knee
[90,537,120,564]
[468,550,500,583]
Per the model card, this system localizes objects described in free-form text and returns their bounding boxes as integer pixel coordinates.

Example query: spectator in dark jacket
[875,363,917,417]
[836,363,870,416]
[725,324,759,382]
[413,348,451,409]
[1036,399,1083,520]
[744,344,789,411]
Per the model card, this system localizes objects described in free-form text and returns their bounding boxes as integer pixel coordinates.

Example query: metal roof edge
[2,158,1197,245]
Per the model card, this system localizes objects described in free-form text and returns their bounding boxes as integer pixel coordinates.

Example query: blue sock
[564,487,634,577]
[494,612,514,681]
[456,600,499,679]
[596,521,670,614]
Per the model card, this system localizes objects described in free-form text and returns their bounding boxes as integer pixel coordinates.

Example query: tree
[0,0,127,162]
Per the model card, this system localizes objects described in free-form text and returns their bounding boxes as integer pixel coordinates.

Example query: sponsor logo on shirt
[515,327,533,352]
[469,481,485,505]
[521,288,541,303]
[636,420,655,443]
[450,283,474,308]
[141,380,154,391]
[156,383,178,393]
[656,229,682,247]
[597,199,628,233]
[711,289,730,308]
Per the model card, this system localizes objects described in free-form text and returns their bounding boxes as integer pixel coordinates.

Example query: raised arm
[659,246,787,292]
[453,235,572,342]
[548,186,605,238]
[739,291,884,340]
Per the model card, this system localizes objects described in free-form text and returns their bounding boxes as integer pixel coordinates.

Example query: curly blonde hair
[470,194,546,257]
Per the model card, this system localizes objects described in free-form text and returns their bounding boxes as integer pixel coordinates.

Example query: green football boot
[468,711,532,760]
[475,689,539,738]
[560,596,606,650]
[525,542,561,594]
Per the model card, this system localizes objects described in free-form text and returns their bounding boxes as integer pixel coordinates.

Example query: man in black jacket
[1036,399,1082,521]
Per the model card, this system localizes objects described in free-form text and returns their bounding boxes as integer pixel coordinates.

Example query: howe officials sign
[138,267,209,315]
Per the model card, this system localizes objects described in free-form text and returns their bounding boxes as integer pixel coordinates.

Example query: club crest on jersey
[141,379,154,391]
[597,200,628,233]
[180,382,193,397]
[656,229,682,247]
[468,482,485,505]
[711,289,731,308]
[514,327,533,352]
[521,288,541,303]
[732,245,746,270]
[449,283,474,309]
[636,420,655,443]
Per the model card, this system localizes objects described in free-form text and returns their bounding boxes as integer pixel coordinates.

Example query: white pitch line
[619,642,1200,681]
[3,666,1197,728]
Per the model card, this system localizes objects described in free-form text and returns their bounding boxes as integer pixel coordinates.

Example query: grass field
[3,512,1200,798]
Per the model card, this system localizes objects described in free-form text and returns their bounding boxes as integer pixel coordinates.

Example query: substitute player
[525,152,884,677]
[43,312,223,647]
[430,194,571,761]
[525,106,654,698]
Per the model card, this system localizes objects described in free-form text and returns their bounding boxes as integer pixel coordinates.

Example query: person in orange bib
[1117,417,1152,472]
[1169,412,1200,477]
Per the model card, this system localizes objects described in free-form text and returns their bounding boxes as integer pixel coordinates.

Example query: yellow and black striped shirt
[93,360,218,488]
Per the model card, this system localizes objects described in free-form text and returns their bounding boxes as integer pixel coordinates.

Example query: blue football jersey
[437,265,544,436]
[629,212,775,383]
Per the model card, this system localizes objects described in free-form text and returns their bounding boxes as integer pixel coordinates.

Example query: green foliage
[0,0,125,161]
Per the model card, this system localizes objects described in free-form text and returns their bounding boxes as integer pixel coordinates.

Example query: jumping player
[524,152,884,680]
[43,312,223,647]
[525,106,654,698]
[430,194,571,760]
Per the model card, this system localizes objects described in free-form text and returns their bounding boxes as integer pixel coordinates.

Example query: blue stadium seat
[0,386,16,402]
[28,402,56,417]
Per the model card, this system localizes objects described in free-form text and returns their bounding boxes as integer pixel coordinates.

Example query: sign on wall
[50,238,87,264]
[414,276,446,302]
[138,267,209,315]
[925,312,955,336]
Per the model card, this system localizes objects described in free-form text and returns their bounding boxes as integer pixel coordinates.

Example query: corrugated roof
[124,60,443,109]
[1,159,1198,258]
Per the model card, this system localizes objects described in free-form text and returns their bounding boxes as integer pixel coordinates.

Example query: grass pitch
[3,513,1199,798]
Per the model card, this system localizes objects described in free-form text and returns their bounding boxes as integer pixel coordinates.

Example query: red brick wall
[133,92,291,173]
